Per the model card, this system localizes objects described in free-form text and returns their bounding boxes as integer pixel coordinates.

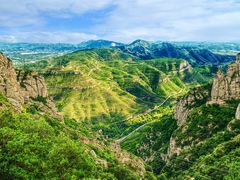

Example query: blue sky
[0,0,240,43]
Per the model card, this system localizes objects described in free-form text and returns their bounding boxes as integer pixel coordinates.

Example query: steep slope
[120,54,240,178]
[0,52,156,179]
[0,93,156,179]
[211,53,240,103]
[162,55,240,179]
[0,52,60,118]
[118,40,234,66]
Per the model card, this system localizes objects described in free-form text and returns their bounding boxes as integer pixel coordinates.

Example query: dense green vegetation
[0,93,156,179]
[12,47,238,179]
[159,101,240,179]
[119,86,240,179]
[18,48,213,138]
[122,114,177,174]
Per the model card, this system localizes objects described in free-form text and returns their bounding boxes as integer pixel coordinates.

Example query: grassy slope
[21,49,206,120]
[18,48,213,140]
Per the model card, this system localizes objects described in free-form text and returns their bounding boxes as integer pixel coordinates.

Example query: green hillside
[120,85,240,179]
[3,46,238,179]
[19,48,212,138]
[161,101,240,179]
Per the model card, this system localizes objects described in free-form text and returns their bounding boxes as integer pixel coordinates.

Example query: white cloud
[0,32,98,43]
[0,0,240,42]
[0,0,113,27]
[0,35,18,43]
[99,0,240,42]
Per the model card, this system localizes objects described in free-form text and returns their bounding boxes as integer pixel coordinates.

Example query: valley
[19,47,214,138]
[1,40,240,179]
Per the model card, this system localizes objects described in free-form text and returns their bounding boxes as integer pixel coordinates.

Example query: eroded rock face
[174,85,210,126]
[169,85,210,159]
[166,137,182,159]
[211,54,240,103]
[17,70,48,100]
[0,52,61,119]
[0,53,24,109]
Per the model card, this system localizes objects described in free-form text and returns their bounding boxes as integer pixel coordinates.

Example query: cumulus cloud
[100,0,240,42]
[0,0,240,42]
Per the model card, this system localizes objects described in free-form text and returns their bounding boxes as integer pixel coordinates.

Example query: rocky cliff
[0,52,61,119]
[174,85,211,126]
[17,70,48,100]
[174,53,240,125]
[211,53,240,103]
[0,53,24,109]
[169,53,240,160]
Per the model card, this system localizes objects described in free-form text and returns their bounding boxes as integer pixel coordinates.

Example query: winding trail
[116,88,185,143]
[116,96,171,143]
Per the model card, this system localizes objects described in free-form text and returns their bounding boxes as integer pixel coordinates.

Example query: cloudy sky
[0,0,239,43]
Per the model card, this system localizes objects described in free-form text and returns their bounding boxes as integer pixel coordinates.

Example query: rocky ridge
[174,53,240,126]
[211,53,240,103]
[0,52,60,119]
[169,53,240,159]
[118,40,234,65]
[174,85,211,126]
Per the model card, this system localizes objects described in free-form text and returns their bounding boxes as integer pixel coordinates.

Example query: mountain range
[0,40,237,65]
[118,40,234,65]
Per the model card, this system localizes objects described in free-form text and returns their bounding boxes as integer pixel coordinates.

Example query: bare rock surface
[0,52,61,119]
[211,53,240,103]
[174,85,210,126]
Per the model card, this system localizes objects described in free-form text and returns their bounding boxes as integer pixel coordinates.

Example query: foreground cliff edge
[0,52,156,179]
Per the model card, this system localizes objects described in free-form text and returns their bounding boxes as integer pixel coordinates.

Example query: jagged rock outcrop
[0,52,61,119]
[17,70,48,100]
[169,53,240,160]
[211,53,240,103]
[167,85,211,159]
[236,104,240,120]
[174,85,211,126]
[0,53,24,109]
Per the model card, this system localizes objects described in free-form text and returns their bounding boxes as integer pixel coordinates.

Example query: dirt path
[116,88,185,143]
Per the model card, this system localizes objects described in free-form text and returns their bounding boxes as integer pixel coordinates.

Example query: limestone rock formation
[0,52,61,119]
[211,53,240,103]
[174,85,210,126]
[169,85,211,159]
[0,53,24,109]
[17,70,49,103]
